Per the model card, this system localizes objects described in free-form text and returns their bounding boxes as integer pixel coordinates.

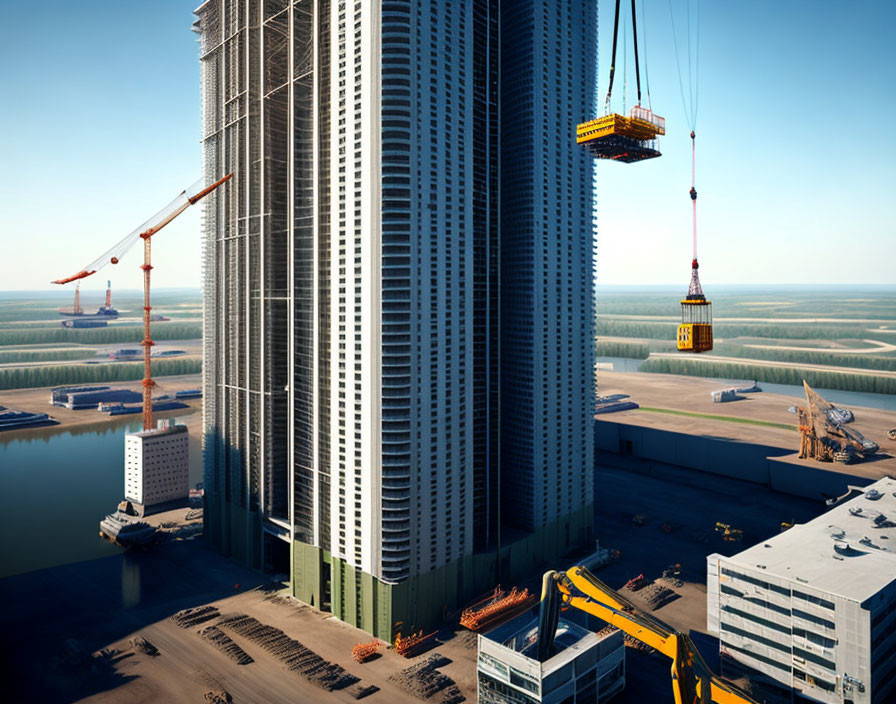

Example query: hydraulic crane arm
[538,566,758,704]
[51,175,231,285]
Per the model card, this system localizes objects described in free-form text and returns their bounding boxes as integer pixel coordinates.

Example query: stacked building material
[198,625,254,665]
[352,641,379,663]
[219,614,361,692]
[171,605,220,628]
[393,630,438,658]
[459,587,536,632]
[388,653,465,703]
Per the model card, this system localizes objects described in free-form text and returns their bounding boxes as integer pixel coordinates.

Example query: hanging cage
[677,260,713,352]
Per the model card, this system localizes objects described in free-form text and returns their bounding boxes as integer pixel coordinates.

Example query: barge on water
[99,511,156,546]
[0,409,56,431]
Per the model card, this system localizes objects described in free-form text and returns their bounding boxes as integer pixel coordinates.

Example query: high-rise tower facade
[500,1,597,542]
[196,0,596,639]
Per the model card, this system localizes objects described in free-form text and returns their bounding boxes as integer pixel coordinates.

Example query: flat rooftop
[128,423,188,439]
[727,476,896,602]
[595,370,896,481]
[481,610,604,674]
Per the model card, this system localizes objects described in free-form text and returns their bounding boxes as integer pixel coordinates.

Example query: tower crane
[51,175,231,431]
[537,566,759,704]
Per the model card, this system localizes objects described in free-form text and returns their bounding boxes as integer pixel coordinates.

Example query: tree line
[597,319,872,341]
[0,324,202,347]
[596,340,649,359]
[0,349,95,364]
[639,357,896,395]
[0,358,202,390]
[711,343,896,373]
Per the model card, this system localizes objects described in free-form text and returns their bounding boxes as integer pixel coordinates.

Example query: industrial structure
[96,280,119,318]
[797,382,879,463]
[539,567,758,704]
[124,422,190,516]
[58,282,84,316]
[51,176,230,430]
[478,610,625,704]
[195,0,597,639]
[57,280,118,319]
[707,477,896,704]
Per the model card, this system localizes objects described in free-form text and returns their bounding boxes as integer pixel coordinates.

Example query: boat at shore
[99,512,156,546]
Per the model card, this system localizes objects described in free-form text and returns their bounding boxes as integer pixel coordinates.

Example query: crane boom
[538,566,759,704]
[51,174,232,430]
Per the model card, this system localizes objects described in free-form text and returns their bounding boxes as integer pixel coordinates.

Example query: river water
[1,363,891,580]
[0,413,201,579]
[596,356,896,412]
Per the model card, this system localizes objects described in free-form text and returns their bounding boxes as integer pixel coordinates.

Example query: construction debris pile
[621,573,678,611]
[203,691,232,704]
[218,614,375,698]
[388,653,465,704]
[661,563,684,587]
[459,586,536,632]
[129,636,159,657]
[171,605,221,628]
[199,625,254,665]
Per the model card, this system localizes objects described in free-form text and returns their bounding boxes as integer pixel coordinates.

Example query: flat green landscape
[0,289,203,390]
[597,286,896,394]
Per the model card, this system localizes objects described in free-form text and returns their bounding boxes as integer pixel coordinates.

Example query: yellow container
[677,323,713,352]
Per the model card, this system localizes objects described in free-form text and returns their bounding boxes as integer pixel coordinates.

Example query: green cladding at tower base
[291,504,595,640]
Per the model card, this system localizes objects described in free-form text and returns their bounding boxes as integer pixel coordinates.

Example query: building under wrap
[195,0,597,639]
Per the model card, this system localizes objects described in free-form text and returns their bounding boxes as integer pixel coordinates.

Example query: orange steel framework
[51,175,232,430]
[576,107,665,163]
[393,630,436,658]
[351,641,379,663]
[459,586,536,631]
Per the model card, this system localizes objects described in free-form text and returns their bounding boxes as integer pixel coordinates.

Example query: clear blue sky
[0,1,894,294]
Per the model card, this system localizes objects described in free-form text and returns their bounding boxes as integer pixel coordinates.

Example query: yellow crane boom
[538,566,758,704]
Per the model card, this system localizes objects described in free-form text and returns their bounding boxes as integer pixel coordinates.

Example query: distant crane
[51,175,232,430]
[58,281,84,316]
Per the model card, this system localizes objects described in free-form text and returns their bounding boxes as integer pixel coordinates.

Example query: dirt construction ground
[0,540,479,704]
[0,452,828,704]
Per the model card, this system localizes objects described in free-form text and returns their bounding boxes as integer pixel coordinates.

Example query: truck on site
[537,566,759,704]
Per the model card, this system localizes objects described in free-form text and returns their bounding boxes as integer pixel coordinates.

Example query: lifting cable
[605,0,645,113]
[639,0,652,110]
[630,0,642,106]
[668,0,701,265]
[605,0,622,113]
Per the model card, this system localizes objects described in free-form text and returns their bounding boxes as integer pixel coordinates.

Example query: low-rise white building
[477,610,625,703]
[124,423,189,514]
[707,476,896,704]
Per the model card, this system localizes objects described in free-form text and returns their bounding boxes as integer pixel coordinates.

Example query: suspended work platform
[577,106,665,163]
[677,297,713,352]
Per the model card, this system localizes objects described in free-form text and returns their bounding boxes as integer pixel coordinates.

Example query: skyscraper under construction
[195,0,597,639]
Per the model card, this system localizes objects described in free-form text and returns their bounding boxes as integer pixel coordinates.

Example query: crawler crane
[537,566,758,704]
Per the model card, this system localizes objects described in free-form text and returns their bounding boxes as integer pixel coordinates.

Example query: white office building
[707,476,896,704]
[124,424,190,514]
[478,611,625,704]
